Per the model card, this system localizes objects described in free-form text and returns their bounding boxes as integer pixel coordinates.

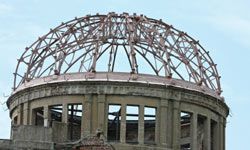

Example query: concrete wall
[12,125,52,142]
[0,139,54,150]
[5,77,229,150]
[0,139,12,150]
[52,122,68,143]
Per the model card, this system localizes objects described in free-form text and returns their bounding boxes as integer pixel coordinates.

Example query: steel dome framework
[14,12,221,94]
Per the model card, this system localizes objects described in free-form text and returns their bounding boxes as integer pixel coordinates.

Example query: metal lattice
[14,12,221,94]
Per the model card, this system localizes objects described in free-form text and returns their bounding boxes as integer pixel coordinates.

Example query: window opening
[33,107,44,126]
[144,106,156,144]
[180,111,191,150]
[107,104,121,142]
[126,105,139,143]
[49,105,63,127]
[68,104,82,141]
[13,116,18,125]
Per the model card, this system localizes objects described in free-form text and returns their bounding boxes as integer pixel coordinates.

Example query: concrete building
[0,12,229,150]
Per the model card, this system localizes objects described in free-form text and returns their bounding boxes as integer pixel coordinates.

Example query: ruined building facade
[0,13,229,150]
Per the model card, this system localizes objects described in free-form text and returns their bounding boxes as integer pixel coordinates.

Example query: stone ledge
[8,80,229,118]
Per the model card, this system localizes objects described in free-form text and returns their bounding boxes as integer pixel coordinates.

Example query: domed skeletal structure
[2,12,229,150]
[14,12,221,94]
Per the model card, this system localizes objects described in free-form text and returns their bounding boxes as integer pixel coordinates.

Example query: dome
[14,12,221,94]
[5,12,229,150]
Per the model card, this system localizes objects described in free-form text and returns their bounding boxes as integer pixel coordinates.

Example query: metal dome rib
[14,12,221,94]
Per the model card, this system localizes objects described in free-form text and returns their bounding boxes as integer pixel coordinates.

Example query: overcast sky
[0,0,249,149]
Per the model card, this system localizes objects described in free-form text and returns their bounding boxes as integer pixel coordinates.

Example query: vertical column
[223,118,226,150]
[97,94,106,132]
[43,105,50,127]
[30,108,35,125]
[61,103,69,141]
[104,102,109,138]
[138,105,144,145]
[22,102,29,125]
[204,117,211,150]
[160,99,168,146]
[219,117,224,150]
[82,94,92,136]
[17,104,23,125]
[155,104,160,145]
[167,102,173,147]
[191,112,198,150]
[172,101,180,149]
[62,103,68,124]
[213,120,219,150]
[120,104,126,143]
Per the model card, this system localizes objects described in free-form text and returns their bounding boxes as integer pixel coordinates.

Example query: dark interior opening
[107,104,121,142]
[68,104,82,141]
[180,111,191,150]
[144,106,156,144]
[33,107,44,126]
[126,105,139,144]
[13,116,18,125]
[49,105,62,127]
[181,143,191,150]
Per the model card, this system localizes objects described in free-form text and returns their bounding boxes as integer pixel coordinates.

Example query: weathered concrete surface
[0,125,54,149]
[0,139,54,150]
[12,125,52,142]
[0,139,12,150]
[2,73,229,150]
[52,121,68,143]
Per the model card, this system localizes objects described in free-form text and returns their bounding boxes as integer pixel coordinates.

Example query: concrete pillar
[223,118,227,150]
[97,95,106,133]
[120,103,126,143]
[43,105,50,127]
[160,99,168,146]
[155,104,160,145]
[30,108,35,125]
[172,101,180,149]
[219,117,224,150]
[167,102,173,147]
[22,102,29,125]
[138,104,144,145]
[212,120,219,150]
[191,112,198,150]
[104,102,109,138]
[82,94,92,136]
[17,104,23,125]
[224,119,226,150]
[62,103,68,124]
[204,117,211,150]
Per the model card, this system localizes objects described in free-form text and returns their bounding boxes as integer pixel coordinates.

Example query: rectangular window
[181,143,191,150]
[49,105,63,127]
[107,104,121,142]
[33,107,44,126]
[13,116,18,125]
[126,105,139,143]
[68,104,82,141]
[180,111,191,150]
[144,106,156,144]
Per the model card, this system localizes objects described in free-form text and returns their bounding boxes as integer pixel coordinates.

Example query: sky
[0,0,249,149]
